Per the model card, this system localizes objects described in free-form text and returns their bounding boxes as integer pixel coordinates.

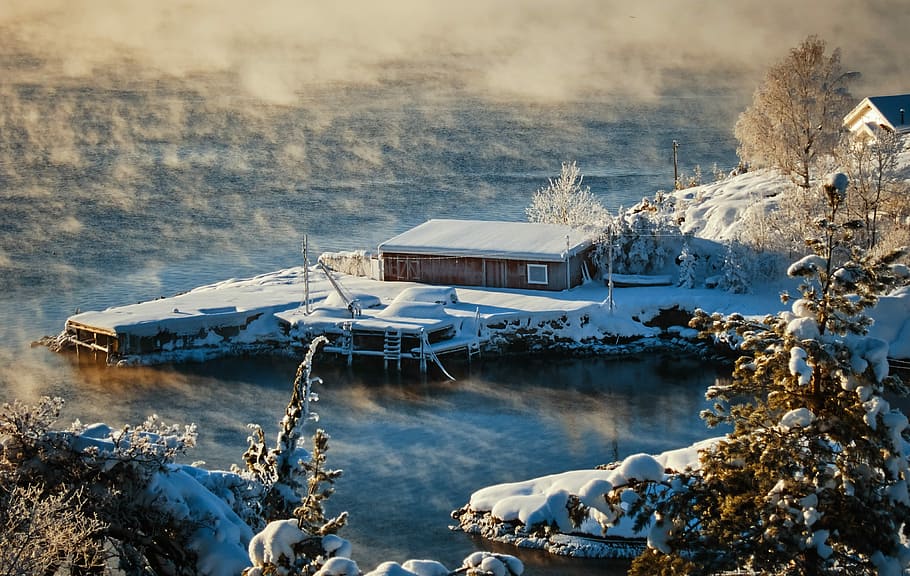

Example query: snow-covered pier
[48,260,910,370]
[49,265,638,370]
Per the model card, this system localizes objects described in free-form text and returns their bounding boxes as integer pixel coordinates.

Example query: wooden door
[484,260,506,288]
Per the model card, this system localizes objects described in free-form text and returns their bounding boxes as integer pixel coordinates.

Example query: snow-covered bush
[676,164,703,190]
[717,240,751,294]
[362,553,522,576]
[602,194,683,276]
[0,396,253,576]
[246,522,354,576]
[0,483,106,575]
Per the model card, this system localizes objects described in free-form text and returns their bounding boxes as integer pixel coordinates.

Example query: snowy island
[49,169,910,371]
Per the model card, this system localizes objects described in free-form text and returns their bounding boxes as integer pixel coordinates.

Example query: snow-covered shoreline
[33,165,910,569]
[451,439,720,559]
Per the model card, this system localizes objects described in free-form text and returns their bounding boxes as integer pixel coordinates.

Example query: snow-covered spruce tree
[735,35,856,192]
[239,336,346,528]
[526,160,608,231]
[718,240,751,294]
[677,240,697,289]
[242,336,350,576]
[624,173,910,576]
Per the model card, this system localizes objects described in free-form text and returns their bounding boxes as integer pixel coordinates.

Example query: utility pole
[672,140,680,190]
[606,226,615,312]
[302,235,311,315]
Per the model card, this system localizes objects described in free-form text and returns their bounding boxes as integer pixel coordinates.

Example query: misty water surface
[0,72,739,574]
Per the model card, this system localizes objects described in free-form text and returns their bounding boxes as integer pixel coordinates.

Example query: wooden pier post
[419,328,427,375]
[343,322,354,367]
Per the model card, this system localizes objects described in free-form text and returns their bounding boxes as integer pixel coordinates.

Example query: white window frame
[527,263,549,285]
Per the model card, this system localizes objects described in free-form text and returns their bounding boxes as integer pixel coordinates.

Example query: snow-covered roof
[377,219,594,262]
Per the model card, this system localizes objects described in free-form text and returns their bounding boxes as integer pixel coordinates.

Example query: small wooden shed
[377,219,596,291]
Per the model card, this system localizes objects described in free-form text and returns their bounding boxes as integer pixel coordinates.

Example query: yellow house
[843,94,910,141]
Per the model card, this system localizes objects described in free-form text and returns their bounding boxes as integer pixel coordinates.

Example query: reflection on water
[4,351,726,575]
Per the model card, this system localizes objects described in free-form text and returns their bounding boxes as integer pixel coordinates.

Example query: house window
[527,264,548,285]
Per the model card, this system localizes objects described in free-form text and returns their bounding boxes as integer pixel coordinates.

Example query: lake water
[0,77,741,574]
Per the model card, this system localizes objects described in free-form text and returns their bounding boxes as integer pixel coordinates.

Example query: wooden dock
[62,319,120,361]
[321,317,483,379]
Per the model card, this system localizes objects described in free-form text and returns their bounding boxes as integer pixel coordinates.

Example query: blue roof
[868,94,910,129]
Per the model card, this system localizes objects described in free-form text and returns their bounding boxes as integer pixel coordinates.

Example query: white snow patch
[314,558,361,576]
[779,408,815,432]
[789,347,812,386]
[400,559,450,576]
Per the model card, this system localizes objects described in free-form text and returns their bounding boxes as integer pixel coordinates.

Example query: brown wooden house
[377,219,596,291]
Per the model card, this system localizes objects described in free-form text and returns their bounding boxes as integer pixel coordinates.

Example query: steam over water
[0,69,743,342]
[0,70,740,572]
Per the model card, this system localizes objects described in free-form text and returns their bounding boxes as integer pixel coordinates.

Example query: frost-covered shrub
[0,396,252,576]
[0,483,106,575]
[718,240,751,294]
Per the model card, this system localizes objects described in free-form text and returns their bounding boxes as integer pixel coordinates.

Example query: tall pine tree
[626,173,910,575]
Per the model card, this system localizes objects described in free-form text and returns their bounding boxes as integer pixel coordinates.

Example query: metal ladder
[383,328,401,371]
[468,307,483,360]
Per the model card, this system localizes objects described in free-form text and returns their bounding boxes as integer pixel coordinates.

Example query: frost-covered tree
[526,161,608,230]
[624,173,910,575]
[836,129,907,251]
[735,36,856,191]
